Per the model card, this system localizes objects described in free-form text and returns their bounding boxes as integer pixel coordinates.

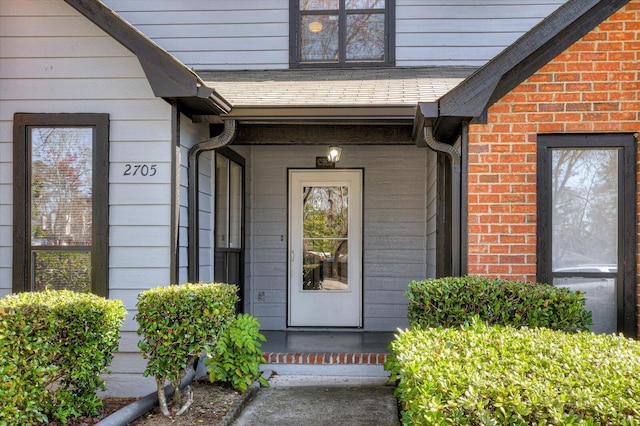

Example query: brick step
[263,352,388,365]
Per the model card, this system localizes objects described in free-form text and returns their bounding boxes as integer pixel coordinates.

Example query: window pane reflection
[301,15,339,61]
[554,276,616,334]
[30,128,93,247]
[229,162,242,249]
[552,149,618,269]
[346,0,385,9]
[303,186,349,291]
[346,13,385,60]
[215,155,229,248]
[301,0,338,10]
[32,251,91,292]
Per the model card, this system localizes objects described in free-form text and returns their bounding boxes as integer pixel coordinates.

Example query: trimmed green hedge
[407,276,591,332]
[387,322,640,425]
[0,290,126,425]
[135,282,238,416]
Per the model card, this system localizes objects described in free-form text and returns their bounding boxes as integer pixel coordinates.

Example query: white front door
[288,170,362,327]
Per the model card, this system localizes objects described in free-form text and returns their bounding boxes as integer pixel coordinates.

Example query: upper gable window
[291,0,395,67]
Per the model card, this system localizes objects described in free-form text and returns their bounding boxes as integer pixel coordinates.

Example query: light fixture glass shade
[327,146,342,163]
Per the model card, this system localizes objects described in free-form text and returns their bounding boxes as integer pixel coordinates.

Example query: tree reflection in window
[299,0,387,64]
[552,149,618,268]
[30,127,93,291]
[302,186,349,290]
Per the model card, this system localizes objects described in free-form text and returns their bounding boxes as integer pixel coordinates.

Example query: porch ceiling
[199,67,473,123]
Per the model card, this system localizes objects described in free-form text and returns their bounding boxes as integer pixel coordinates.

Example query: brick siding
[466,1,640,332]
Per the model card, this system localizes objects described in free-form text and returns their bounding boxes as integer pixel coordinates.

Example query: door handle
[290,250,295,263]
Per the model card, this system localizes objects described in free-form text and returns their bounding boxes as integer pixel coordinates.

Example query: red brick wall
[466,1,639,329]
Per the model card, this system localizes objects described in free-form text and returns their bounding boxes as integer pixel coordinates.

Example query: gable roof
[428,0,631,142]
[63,0,231,115]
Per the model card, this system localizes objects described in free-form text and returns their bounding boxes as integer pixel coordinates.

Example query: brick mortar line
[262,352,388,365]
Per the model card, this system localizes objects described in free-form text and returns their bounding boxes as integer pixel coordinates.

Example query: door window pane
[302,186,349,291]
[552,149,618,268]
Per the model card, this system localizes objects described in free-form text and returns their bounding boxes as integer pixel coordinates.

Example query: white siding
[0,0,175,397]
[396,0,567,66]
[248,145,427,331]
[101,0,565,70]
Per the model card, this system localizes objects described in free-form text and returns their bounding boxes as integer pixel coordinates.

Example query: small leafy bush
[407,276,591,332]
[135,282,238,416]
[206,313,268,392]
[387,322,640,425]
[0,290,126,425]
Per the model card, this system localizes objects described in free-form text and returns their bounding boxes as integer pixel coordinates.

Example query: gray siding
[102,0,565,70]
[102,0,289,70]
[396,0,567,66]
[0,0,181,397]
[178,116,211,284]
[248,145,428,331]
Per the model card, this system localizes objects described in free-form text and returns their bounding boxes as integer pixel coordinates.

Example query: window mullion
[339,0,346,63]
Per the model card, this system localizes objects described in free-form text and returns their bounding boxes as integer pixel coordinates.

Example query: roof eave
[64,0,231,115]
[438,0,631,119]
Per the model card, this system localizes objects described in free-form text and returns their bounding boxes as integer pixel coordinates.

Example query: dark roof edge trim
[223,105,417,123]
[438,0,630,119]
[64,0,231,115]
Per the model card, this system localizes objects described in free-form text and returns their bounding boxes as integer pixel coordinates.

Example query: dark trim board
[63,0,231,115]
[234,124,414,145]
[434,0,630,141]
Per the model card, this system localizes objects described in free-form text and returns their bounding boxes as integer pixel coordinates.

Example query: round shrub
[0,290,126,425]
[135,282,238,416]
[387,322,640,425]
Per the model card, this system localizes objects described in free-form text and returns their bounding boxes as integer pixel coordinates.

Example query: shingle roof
[199,67,474,107]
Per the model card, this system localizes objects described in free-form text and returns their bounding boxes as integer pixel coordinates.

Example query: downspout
[187,119,237,282]
[422,126,462,276]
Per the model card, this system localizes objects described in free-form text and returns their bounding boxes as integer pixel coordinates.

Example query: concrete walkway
[232,375,399,426]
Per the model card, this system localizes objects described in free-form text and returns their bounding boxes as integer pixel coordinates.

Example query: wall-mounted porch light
[327,146,342,164]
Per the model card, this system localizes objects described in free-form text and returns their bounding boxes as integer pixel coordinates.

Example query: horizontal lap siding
[249,145,427,331]
[101,0,566,70]
[0,0,174,396]
[102,0,289,71]
[178,116,211,285]
[396,0,567,66]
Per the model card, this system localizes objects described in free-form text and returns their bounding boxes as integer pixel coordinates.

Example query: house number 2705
[123,164,157,177]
